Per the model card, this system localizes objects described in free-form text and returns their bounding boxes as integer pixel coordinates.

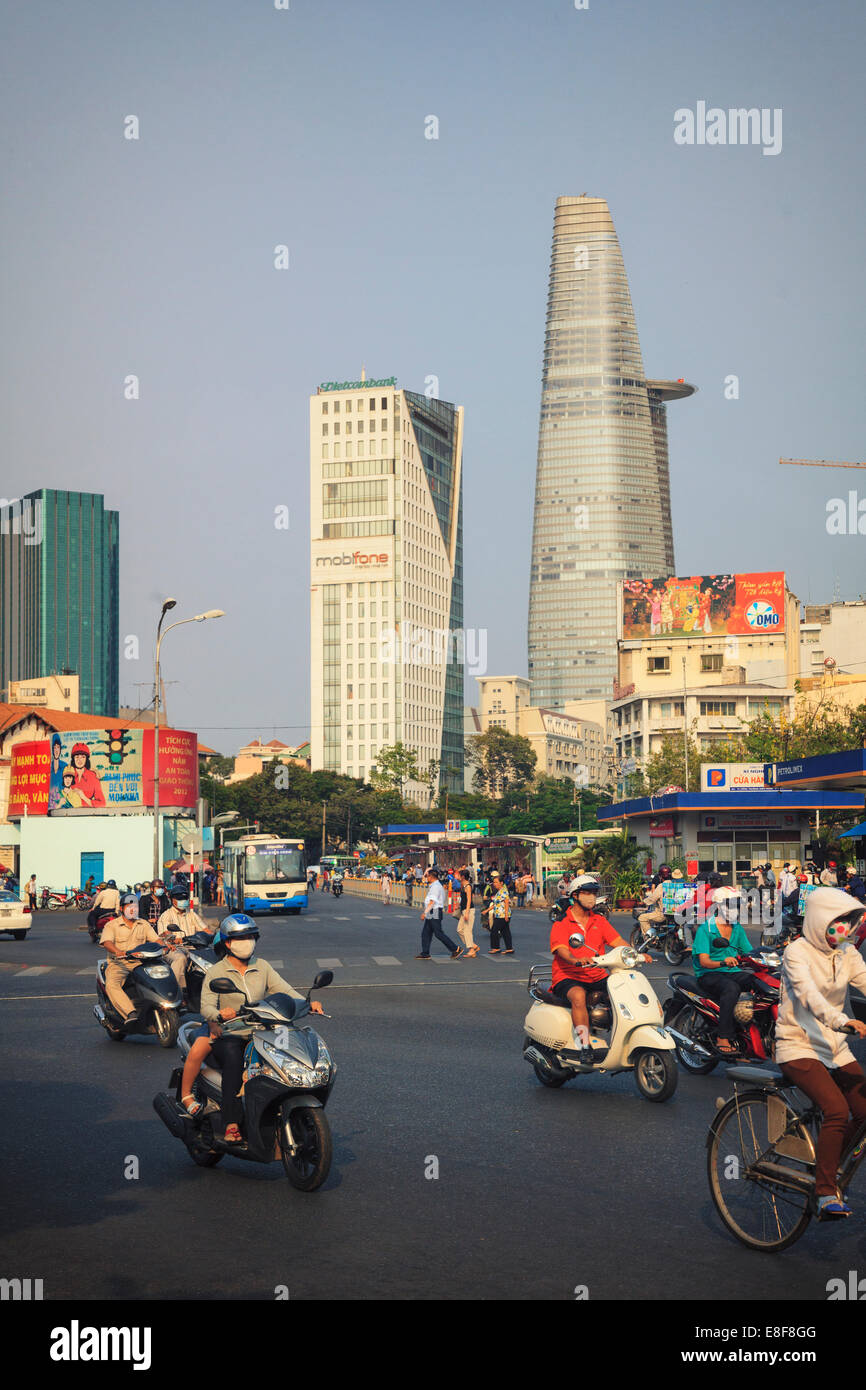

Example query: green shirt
[692,919,752,976]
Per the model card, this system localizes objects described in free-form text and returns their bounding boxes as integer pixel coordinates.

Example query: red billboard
[141,729,199,807]
[621,572,786,640]
[7,740,51,816]
[7,728,198,816]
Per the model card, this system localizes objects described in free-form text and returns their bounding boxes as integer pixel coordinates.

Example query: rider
[691,886,755,1057]
[775,886,866,1218]
[100,892,180,1021]
[638,864,672,935]
[157,883,214,1000]
[93,878,121,920]
[551,875,650,1063]
[196,914,323,1140]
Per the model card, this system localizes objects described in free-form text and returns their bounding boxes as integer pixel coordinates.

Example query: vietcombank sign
[319,377,397,391]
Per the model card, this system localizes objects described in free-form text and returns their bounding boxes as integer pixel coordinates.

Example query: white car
[0,890,31,940]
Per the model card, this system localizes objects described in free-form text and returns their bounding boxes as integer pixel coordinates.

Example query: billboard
[701,763,768,792]
[621,572,785,640]
[7,728,199,816]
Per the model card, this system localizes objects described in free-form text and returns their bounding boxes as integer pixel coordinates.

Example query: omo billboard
[7,728,199,817]
[621,572,785,640]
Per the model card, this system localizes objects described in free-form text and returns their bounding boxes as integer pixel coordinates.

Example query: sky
[2,0,865,751]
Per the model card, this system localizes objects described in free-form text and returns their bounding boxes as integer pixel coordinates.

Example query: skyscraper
[0,489,119,715]
[528,196,695,706]
[309,376,464,798]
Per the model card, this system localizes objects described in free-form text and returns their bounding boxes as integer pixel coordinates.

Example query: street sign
[447,819,488,836]
[181,831,203,854]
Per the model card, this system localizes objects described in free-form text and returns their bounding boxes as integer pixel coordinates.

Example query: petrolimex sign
[701,762,768,792]
[319,377,397,391]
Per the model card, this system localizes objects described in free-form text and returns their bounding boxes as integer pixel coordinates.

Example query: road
[0,894,860,1300]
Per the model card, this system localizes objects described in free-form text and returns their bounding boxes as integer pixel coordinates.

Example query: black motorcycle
[332,878,343,898]
[629,907,692,965]
[178,929,219,1013]
[153,971,336,1190]
[94,940,183,1047]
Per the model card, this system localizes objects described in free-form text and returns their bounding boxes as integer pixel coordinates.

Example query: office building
[310,375,464,799]
[528,195,695,707]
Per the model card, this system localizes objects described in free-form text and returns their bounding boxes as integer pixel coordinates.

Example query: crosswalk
[1,951,523,978]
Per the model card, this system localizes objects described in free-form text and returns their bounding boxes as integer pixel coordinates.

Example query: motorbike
[522,933,679,1102]
[630,905,692,965]
[93,940,183,1047]
[153,970,336,1189]
[177,929,219,1013]
[548,894,609,924]
[87,908,115,944]
[662,948,781,1074]
[332,877,343,898]
[40,887,89,910]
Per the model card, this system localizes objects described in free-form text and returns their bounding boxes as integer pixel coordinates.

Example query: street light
[152,602,225,881]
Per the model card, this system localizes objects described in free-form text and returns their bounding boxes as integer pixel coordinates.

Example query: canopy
[841,822,866,839]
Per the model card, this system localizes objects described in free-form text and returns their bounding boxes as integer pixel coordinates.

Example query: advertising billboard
[701,763,768,792]
[621,572,785,640]
[7,728,199,816]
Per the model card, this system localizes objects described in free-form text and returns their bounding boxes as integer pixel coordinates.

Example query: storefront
[597,790,864,885]
[765,750,866,874]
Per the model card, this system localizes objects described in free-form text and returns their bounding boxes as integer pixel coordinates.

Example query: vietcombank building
[309,375,464,800]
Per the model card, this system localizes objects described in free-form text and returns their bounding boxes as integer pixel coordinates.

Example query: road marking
[364,915,383,919]
[77,968,93,975]
[15,965,53,976]
[334,916,350,921]
[372,956,400,965]
[0,992,93,1000]
[316,958,343,968]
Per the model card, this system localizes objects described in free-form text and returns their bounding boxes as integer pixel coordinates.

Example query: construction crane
[780,458,866,469]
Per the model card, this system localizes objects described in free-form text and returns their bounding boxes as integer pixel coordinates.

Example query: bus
[222,834,308,915]
[321,854,358,875]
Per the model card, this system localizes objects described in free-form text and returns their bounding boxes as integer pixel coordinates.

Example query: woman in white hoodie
[776,887,866,1217]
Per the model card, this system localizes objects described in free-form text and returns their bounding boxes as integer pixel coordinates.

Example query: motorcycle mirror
[568,933,585,948]
[312,970,333,990]
[209,978,239,994]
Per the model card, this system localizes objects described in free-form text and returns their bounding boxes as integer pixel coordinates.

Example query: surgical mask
[154,887,164,897]
[122,906,137,920]
[229,939,255,959]
[716,902,741,924]
[174,899,189,911]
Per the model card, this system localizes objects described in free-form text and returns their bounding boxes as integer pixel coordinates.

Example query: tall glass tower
[528,196,695,706]
[0,489,119,715]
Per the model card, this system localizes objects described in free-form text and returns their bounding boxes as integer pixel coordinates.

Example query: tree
[495,776,606,835]
[369,742,420,794]
[629,731,702,796]
[466,727,537,797]
[712,698,866,765]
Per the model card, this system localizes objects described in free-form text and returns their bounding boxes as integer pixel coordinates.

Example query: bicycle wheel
[708,1089,814,1252]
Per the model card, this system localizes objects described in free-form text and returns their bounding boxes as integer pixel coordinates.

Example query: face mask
[174,900,189,911]
[154,888,164,897]
[826,921,854,948]
[229,939,255,960]
[122,906,137,920]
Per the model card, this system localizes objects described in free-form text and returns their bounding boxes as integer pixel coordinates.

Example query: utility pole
[682,655,689,790]
[321,800,327,859]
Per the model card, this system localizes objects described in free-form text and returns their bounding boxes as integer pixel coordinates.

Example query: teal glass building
[0,489,119,715]
[528,196,696,706]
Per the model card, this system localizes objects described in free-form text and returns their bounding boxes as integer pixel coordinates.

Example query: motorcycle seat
[669,972,699,993]
[535,988,571,1009]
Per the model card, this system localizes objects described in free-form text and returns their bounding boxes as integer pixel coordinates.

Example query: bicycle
[707,1025,866,1251]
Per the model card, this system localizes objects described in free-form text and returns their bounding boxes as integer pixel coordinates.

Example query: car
[0,890,32,940]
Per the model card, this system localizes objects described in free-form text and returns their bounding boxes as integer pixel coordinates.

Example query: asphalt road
[1,895,863,1301]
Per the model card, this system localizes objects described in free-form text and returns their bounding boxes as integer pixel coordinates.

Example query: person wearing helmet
[197,914,323,1141]
[155,884,213,1000]
[92,879,121,919]
[68,742,106,807]
[138,878,168,928]
[99,892,165,1021]
[551,876,650,1061]
[820,861,839,887]
[692,888,755,1057]
[775,887,866,1218]
[638,863,671,935]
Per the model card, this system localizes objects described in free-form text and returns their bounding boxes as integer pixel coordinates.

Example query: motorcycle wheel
[633,1048,678,1102]
[185,1135,223,1167]
[154,1011,179,1049]
[664,935,687,966]
[629,925,647,949]
[47,897,61,911]
[105,1022,126,1042]
[280,1105,332,1191]
[671,1006,718,1074]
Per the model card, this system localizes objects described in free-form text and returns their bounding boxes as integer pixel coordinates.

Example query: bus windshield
[244,845,305,884]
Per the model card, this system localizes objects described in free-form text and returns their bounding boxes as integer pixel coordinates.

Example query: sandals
[181,1094,202,1117]
[716,1038,738,1057]
[223,1124,243,1144]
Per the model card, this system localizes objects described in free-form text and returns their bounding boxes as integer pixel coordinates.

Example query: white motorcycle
[522,932,679,1102]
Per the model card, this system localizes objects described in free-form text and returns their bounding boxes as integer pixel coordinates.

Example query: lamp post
[152,602,225,881]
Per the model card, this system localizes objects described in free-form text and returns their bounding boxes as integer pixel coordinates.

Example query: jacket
[775,887,866,1068]
[201,956,304,1026]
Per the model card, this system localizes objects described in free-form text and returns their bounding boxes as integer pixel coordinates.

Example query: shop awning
[841,822,866,838]
[764,749,866,792]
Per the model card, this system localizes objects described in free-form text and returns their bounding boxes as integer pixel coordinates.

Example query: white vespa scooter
[522,931,679,1102]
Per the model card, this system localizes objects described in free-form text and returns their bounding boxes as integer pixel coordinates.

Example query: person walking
[403,868,414,907]
[381,871,392,905]
[26,874,37,912]
[525,872,535,907]
[416,868,463,961]
[515,872,527,909]
[456,868,479,956]
[488,871,514,955]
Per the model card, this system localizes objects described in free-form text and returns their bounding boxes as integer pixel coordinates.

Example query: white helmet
[570,874,601,897]
[713,886,742,923]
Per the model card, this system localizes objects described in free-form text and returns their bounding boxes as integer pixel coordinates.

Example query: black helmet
[170,883,190,900]
[708,872,723,889]
[658,864,672,879]
[107,879,117,888]
[218,913,259,943]
[120,892,138,909]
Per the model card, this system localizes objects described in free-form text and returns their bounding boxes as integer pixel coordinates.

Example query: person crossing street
[416,868,463,961]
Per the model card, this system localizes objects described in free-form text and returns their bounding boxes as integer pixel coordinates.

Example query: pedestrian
[416,868,463,961]
[525,872,535,906]
[307,868,317,892]
[404,868,414,907]
[456,868,478,956]
[26,873,37,911]
[381,871,392,905]
[488,871,514,955]
[515,872,526,909]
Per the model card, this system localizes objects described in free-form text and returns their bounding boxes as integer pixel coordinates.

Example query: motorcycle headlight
[145,964,171,979]
[259,1039,327,1086]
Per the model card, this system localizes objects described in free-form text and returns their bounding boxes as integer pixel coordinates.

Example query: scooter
[522,933,679,1102]
[630,904,692,965]
[662,948,781,1074]
[332,877,344,898]
[178,930,219,1013]
[94,940,183,1047]
[153,970,336,1190]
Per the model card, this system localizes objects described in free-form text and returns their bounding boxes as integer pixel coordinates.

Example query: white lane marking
[372,956,400,965]
[15,965,53,976]
[334,916,350,921]
[316,958,343,968]
[364,915,383,919]
[77,967,94,975]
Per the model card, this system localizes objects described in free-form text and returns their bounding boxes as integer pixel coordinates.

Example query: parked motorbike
[522,933,678,1102]
[179,930,219,1013]
[93,940,183,1046]
[630,906,692,965]
[662,948,781,1074]
[153,970,336,1189]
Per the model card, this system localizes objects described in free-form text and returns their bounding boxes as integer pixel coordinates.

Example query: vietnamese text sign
[7,740,51,816]
[8,727,198,815]
[622,572,785,640]
[701,763,768,792]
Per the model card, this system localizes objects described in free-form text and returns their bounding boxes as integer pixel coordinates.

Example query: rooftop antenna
[361,365,366,381]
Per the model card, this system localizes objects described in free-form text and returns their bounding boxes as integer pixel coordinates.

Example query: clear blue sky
[2,0,864,748]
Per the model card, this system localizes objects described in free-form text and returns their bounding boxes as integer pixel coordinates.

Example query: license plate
[0,910,13,918]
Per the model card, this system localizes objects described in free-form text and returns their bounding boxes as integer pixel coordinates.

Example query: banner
[622,572,785,640]
[7,727,199,815]
[701,763,768,792]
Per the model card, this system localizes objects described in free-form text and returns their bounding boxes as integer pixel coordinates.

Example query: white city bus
[222,834,308,915]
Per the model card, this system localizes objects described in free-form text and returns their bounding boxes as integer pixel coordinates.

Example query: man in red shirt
[550,876,649,1051]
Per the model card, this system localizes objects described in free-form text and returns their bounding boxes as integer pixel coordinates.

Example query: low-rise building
[470,677,609,790]
[226,737,311,784]
[7,673,80,711]
[800,599,866,678]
